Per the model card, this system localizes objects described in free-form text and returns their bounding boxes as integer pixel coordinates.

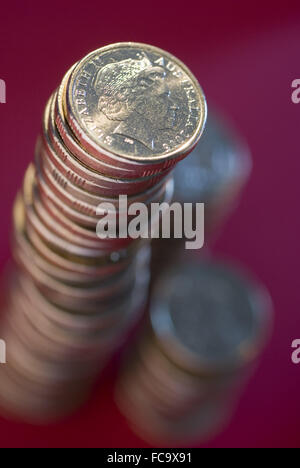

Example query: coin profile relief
[66,43,207,163]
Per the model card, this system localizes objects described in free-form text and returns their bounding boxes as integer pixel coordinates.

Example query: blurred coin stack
[173,113,251,235]
[0,43,206,422]
[151,112,252,280]
[116,258,272,446]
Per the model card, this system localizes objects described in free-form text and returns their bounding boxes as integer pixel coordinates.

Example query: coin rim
[150,259,273,375]
[66,42,207,164]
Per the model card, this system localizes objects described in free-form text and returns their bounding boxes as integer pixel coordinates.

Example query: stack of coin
[116,258,272,446]
[0,43,207,422]
[173,112,251,235]
[151,112,252,280]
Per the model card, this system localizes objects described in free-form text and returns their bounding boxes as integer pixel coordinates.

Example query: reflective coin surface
[66,42,206,163]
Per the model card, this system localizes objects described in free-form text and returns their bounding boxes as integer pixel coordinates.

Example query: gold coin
[65,43,207,173]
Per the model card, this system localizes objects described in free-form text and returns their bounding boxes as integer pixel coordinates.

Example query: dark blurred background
[0,0,300,448]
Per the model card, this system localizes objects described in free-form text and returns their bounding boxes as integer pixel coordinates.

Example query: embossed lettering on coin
[67,43,206,161]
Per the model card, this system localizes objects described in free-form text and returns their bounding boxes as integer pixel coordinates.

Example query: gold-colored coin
[65,43,207,174]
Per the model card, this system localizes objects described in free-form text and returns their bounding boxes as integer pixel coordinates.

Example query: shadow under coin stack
[0,43,207,422]
[116,258,272,446]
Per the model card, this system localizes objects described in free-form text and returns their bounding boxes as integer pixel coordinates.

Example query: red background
[0,0,300,448]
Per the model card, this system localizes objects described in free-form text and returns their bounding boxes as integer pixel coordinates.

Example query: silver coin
[173,113,251,204]
[150,258,272,375]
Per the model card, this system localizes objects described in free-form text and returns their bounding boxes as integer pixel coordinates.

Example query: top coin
[65,43,206,169]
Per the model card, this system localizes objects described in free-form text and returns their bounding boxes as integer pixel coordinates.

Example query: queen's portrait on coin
[93,56,179,154]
